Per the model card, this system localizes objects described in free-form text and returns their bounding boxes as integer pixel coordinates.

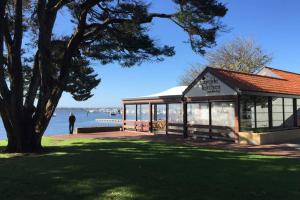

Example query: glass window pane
[168,104,183,123]
[284,98,294,127]
[272,98,283,128]
[152,104,166,132]
[240,96,255,130]
[156,104,166,120]
[211,102,235,128]
[125,105,136,120]
[256,97,269,128]
[137,104,149,121]
[187,103,209,125]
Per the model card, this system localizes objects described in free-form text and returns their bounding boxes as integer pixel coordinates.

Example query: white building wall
[185,72,237,97]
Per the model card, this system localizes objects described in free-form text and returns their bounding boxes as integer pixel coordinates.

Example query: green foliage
[82,22,175,67]
[3,0,228,102]
[50,39,101,101]
[78,1,177,67]
[66,57,101,101]
[173,0,227,54]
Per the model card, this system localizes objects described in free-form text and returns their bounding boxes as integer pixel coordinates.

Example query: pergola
[122,86,188,136]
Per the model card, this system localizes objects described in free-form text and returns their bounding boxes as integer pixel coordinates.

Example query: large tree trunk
[2,108,44,153]
[4,88,63,153]
[5,131,43,153]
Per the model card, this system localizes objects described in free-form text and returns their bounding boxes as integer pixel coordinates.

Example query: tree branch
[3,17,13,53]
[0,0,10,101]
[83,12,175,41]
[58,0,100,84]
[49,0,71,12]
[7,0,24,138]
[33,0,99,132]
[36,0,59,99]
[13,0,23,51]
[24,52,40,108]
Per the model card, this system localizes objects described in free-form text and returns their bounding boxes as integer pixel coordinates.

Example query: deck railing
[122,120,236,140]
[95,118,122,127]
[123,120,150,132]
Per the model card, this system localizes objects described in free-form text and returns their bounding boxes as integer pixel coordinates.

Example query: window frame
[239,95,299,132]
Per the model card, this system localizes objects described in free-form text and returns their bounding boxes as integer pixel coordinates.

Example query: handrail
[96,118,122,123]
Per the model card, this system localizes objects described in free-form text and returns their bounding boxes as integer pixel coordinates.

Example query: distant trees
[0,0,227,152]
[179,37,273,85]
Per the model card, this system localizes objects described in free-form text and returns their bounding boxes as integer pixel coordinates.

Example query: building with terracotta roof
[122,66,300,145]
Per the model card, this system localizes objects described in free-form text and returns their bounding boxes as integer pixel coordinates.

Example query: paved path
[51,131,300,158]
[52,131,153,139]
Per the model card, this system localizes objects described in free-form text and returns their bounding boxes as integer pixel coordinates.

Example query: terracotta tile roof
[208,67,300,95]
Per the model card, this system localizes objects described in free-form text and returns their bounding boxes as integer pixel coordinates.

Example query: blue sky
[57,0,300,107]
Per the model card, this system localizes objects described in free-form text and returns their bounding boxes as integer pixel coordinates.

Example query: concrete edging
[75,126,122,134]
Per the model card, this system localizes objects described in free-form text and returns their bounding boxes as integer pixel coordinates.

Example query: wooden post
[153,104,157,134]
[234,96,240,143]
[166,104,169,135]
[183,102,188,138]
[135,104,138,131]
[282,98,285,128]
[209,102,212,139]
[149,103,153,133]
[293,98,297,127]
[123,103,126,131]
[268,97,273,129]
[236,95,241,132]
[154,104,157,121]
[254,96,257,129]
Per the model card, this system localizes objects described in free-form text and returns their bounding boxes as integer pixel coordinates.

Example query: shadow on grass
[0,138,300,200]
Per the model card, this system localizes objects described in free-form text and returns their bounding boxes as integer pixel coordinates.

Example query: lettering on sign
[200,76,221,93]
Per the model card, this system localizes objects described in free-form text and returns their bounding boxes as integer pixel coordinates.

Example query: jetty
[95,118,122,124]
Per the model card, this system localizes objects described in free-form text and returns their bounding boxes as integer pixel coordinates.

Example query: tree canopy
[179,37,272,85]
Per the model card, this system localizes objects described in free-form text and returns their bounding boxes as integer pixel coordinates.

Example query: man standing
[69,112,76,134]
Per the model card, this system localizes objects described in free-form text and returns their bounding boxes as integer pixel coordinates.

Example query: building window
[297,99,300,127]
[152,104,167,132]
[284,98,294,127]
[153,104,166,121]
[240,96,297,131]
[272,98,283,128]
[168,103,183,123]
[137,104,149,121]
[125,105,136,120]
[187,103,209,125]
[240,96,255,130]
[211,102,235,128]
[255,97,269,128]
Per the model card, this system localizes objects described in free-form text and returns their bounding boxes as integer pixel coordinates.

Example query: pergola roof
[142,86,187,98]
[123,86,187,101]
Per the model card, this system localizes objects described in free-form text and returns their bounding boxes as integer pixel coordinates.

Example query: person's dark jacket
[69,115,76,124]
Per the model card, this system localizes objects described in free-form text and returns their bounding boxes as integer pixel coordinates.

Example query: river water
[0,110,122,140]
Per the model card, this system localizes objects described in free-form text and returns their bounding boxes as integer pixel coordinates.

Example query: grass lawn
[0,137,300,200]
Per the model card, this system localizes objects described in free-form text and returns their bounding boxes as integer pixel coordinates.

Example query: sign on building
[185,72,237,97]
